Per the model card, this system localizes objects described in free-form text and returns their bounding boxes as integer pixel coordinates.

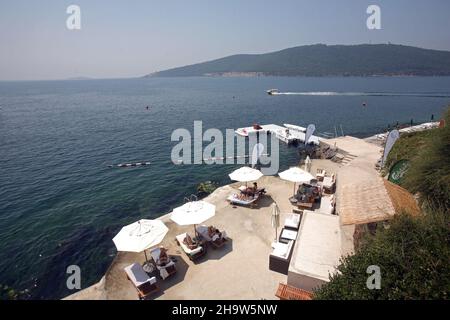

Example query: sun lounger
[284,213,301,230]
[196,225,228,248]
[149,248,177,279]
[124,263,159,299]
[323,174,336,193]
[175,233,206,261]
[319,195,336,215]
[316,169,326,181]
[269,240,294,275]
[227,193,259,206]
[239,186,267,196]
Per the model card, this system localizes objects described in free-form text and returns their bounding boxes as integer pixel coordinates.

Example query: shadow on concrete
[204,238,233,260]
[254,195,275,209]
[147,254,189,299]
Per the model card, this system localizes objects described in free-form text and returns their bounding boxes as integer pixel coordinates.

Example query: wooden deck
[275,283,313,300]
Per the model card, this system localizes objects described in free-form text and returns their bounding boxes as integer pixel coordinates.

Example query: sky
[1,0,450,80]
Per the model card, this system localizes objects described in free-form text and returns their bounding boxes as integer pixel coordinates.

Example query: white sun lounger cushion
[271,241,293,260]
[150,248,175,269]
[284,214,301,229]
[149,248,161,262]
[227,194,258,205]
[323,176,334,188]
[124,263,156,287]
[176,233,203,255]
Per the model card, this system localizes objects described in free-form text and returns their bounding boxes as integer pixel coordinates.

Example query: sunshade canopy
[113,219,168,252]
[229,166,263,182]
[279,167,314,183]
[170,200,216,226]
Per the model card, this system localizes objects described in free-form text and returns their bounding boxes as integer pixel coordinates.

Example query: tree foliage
[314,213,450,300]
[150,44,450,77]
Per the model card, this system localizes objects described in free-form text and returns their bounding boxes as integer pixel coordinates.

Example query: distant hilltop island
[145,44,450,77]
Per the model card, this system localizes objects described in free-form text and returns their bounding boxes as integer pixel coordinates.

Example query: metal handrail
[184,194,198,203]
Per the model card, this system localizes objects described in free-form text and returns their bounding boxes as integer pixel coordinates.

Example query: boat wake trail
[273,92,450,98]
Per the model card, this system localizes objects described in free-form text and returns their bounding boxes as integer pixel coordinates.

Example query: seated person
[207,226,222,239]
[157,247,169,266]
[299,194,308,203]
[242,182,258,197]
[183,233,198,250]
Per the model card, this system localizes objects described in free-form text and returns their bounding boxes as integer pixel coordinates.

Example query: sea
[0,76,449,299]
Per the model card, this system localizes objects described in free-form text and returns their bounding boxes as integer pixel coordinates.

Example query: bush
[402,108,450,212]
[0,284,29,300]
[314,213,450,300]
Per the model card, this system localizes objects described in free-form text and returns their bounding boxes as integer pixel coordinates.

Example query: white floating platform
[235,124,320,145]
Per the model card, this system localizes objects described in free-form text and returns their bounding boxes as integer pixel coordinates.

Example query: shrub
[402,107,450,212]
[314,213,450,300]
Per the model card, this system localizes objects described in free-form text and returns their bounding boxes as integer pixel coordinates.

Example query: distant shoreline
[3,74,450,82]
[145,73,450,78]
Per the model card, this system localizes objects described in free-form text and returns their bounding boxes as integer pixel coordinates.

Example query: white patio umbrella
[279,167,315,196]
[271,203,280,241]
[112,219,168,262]
[229,166,263,187]
[170,200,216,237]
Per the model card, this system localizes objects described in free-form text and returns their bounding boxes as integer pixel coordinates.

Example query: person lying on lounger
[157,247,169,266]
[183,233,198,250]
[242,182,258,196]
[242,182,266,196]
[238,193,253,200]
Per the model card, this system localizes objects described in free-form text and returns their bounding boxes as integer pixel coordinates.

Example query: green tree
[314,213,450,300]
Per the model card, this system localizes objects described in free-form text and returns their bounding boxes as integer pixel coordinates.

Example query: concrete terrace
[66,135,386,300]
[68,176,307,300]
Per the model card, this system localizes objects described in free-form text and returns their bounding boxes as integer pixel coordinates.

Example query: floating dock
[108,161,151,168]
[369,122,440,141]
[235,124,320,145]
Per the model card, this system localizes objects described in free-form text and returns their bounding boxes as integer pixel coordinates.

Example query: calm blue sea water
[0,76,449,299]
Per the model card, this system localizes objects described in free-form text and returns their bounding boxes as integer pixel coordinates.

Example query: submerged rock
[197,181,218,198]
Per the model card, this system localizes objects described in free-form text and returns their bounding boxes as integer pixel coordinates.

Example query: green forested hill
[146,44,450,77]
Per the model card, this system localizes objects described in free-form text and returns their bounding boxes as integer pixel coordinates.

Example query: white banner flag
[382,130,400,166]
[251,143,264,168]
[304,124,316,145]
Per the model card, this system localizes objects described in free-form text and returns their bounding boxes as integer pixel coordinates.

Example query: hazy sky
[1,0,450,80]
